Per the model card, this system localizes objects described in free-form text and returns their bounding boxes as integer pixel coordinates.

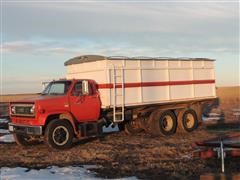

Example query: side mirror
[82,80,89,95]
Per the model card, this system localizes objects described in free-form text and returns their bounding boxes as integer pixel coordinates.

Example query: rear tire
[148,110,177,136]
[45,119,74,149]
[181,109,198,132]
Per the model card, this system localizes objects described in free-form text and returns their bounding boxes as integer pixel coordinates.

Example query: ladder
[112,65,125,122]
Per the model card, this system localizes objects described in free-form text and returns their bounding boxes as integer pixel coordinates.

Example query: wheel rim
[161,115,174,131]
[52,126,69,146]
[185,113,195,129]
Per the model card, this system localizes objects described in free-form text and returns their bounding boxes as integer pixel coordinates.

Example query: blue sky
[1,0,239,94]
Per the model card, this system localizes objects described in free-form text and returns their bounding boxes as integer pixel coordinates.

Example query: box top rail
[64,55,215,66]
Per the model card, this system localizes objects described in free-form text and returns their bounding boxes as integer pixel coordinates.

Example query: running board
[78,122,103,137]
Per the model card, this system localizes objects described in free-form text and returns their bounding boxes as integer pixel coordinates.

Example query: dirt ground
[0,86,239,179]
[0,125,240,179]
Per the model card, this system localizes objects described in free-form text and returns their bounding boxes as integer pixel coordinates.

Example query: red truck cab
[9,79,102,149]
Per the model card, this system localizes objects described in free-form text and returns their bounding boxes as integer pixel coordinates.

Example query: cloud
[3,39,237,58]
[3,1,238,57]
[3,41,40,53]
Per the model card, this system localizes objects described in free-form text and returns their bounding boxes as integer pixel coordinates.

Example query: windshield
[41,81,72,95]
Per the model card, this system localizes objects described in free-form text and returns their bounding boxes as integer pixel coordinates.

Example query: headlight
[30,105,35,114]
[11,106,16,114]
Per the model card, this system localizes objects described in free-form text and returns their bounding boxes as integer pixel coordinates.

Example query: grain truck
[8,55,217,149]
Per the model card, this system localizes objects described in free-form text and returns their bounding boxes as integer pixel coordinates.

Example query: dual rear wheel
[119,108,198,136]
[148,110,177,136]
[178,109,198,133]
[149,108,198,136]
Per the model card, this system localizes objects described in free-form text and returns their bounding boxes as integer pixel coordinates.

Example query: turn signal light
[11,106,16,114]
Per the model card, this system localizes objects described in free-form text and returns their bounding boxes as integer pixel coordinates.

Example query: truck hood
[10,95,67,104]
[10,95,69,115]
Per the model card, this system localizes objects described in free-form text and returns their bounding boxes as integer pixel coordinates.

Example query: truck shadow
[73,131,119,147]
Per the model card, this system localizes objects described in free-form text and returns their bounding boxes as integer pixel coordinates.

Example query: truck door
[69,80,100,122]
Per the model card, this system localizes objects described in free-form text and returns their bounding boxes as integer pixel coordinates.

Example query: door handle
[76,96,85,104]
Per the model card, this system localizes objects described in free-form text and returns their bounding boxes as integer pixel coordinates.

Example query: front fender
[40,111,80,137]
[59,112,80,137]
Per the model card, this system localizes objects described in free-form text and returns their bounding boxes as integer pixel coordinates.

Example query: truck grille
[11,104,35,117]
[15,106,32,115]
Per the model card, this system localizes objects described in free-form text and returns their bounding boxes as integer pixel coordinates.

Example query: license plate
[9,125,14,132]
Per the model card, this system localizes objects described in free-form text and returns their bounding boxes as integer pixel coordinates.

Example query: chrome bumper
[8,123,42,135]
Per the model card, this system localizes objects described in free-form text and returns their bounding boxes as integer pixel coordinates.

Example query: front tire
[45,119,74,149]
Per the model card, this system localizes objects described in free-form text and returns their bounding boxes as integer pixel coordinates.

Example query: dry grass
[216,86,240,122]
[216,86,240,102]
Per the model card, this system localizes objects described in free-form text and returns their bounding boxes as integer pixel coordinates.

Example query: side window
[72,82,83,96]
